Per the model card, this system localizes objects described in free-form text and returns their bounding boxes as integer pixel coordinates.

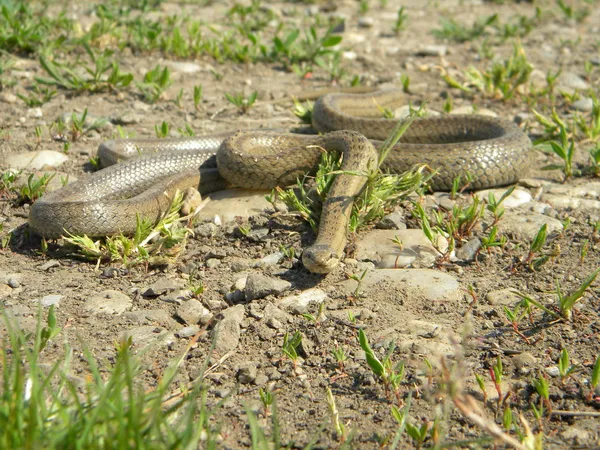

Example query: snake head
[302,244,340,274]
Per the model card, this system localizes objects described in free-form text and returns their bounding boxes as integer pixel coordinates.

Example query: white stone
[2,151,69,170]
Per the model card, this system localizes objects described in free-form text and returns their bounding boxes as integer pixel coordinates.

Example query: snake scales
[29,89,532,273]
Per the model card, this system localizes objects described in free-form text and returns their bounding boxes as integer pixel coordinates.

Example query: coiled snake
[29,90,532,273]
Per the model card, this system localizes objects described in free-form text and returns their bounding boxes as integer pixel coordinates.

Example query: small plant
[331,345,348,373]
[432,14,497,43]
[359,329,405,405]
[258,387,274,418]
[393,7,408,34]
[532,372,551,418]
[486,185,515,226]
[558,348,579,385]
[224,91,258,113]
[137,64,172,103]
[541,123,577,180]
[348,269,368,299]
[155,121,170,138]
[326,387,349,444]
[193,84,203,111]
[68,109,108,142]
[556,0,589,22]
[588,356,600,401]
[520,224,548,270]
[489,356,505,411]
[281,331,303,370]
[16,83,56,107]
[19,173,55,203]
[555,267,600,320]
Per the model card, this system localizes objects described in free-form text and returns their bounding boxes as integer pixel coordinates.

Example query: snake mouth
[302,244,340,274]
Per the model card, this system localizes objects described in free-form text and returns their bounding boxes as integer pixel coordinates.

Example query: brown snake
[29,89,532,273]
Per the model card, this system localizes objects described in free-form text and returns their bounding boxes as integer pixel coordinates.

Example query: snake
[29,89,532,273]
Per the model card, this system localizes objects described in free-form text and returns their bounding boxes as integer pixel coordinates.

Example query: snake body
[29,90,532,273]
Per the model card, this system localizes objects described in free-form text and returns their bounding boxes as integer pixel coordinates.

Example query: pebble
[1,150,69,170]
[561,427,590,444]
[0,92,17,103]
[512,352,537,374]
[176,326,200,338]
[84,290,132,315]
[354,229,447,269]
[571,97,594,112]
[236,362,258,384]
[557,71,589,91]
[143,278,185,297]
[122,326,175,348]
[26,107,43,118]
[195,189,271,223]
[337,268,462,302]
[375,211,406,230]
[276,288,328,314]
[165,61,202,74]
[475,188,532,208]
[485,288,522,306]
[205,258,220,269]
[0,284,13,299]
[254,252,283,267]
[416,45,447,57]
[514,112,533,125]
[357,17,374,28]
[541,182,600,210]
[195,222,217,238]
[176,299,212,325]
[501,210,563,241]
[244,273,292,301]
[455,238,481,262]
[212,305,245,352]
[263,302,291,324]
[450,106,497,117]
[545,366,560,377]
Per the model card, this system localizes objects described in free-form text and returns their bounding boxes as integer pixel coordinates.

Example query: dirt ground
[1,0,600,448]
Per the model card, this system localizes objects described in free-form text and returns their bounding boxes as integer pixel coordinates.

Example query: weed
[37,45,133,94]
[521,224,548,270]
[558,348,579,385]
[432,14,497,43]
[486,185,515,226]
[394,7,408,34]
[359,329,405,405]
[326,387,350,444]
[155,121,169,138]
[16,83,56,107]
[556,0,589,22]
[137,64,172,103]
[193,84,203,111]
[281,331,303,370]
[555,267,600,320]
[348,269,368,299]
[273,25,342,70]
[19,173,54,203]
[224,91,258,113]
[0,307,215,449]
[465,43,533,101]
[331,345,348,373]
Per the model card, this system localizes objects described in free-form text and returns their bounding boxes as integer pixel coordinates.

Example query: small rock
[376,211,406,230]
[266,317,283,329]
[512,352,537,373]
[545,366,560,377]
[196,222,217,237]
[557,71,589,91]
[122,326,175,348]
[143,278,185,297]
[276,288,328,314]
[450,106,497,117]
[357,17,374,28]
[0,284,13,300]
[165,61,202,74]
[205,258,220,269]
[7,275,22,288]
[176,326,200,338]
[0,92,18,103]
[1,151,69,170]
[514,112,532,125]
[416,45,447,57]
[254,252,283,267]
[26,107,43,118]
[84,290,132,315]
[177,299,212,325]
[236,362,258,384]
[571,97,593,112]
[485,289,521,306]
[475,188,532,208]
[561,426,590,444]
[39,260,60,271]
[245,273,292,301]
[195,189,272,223]
[212,305,245,352]
[455,238,481,262]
